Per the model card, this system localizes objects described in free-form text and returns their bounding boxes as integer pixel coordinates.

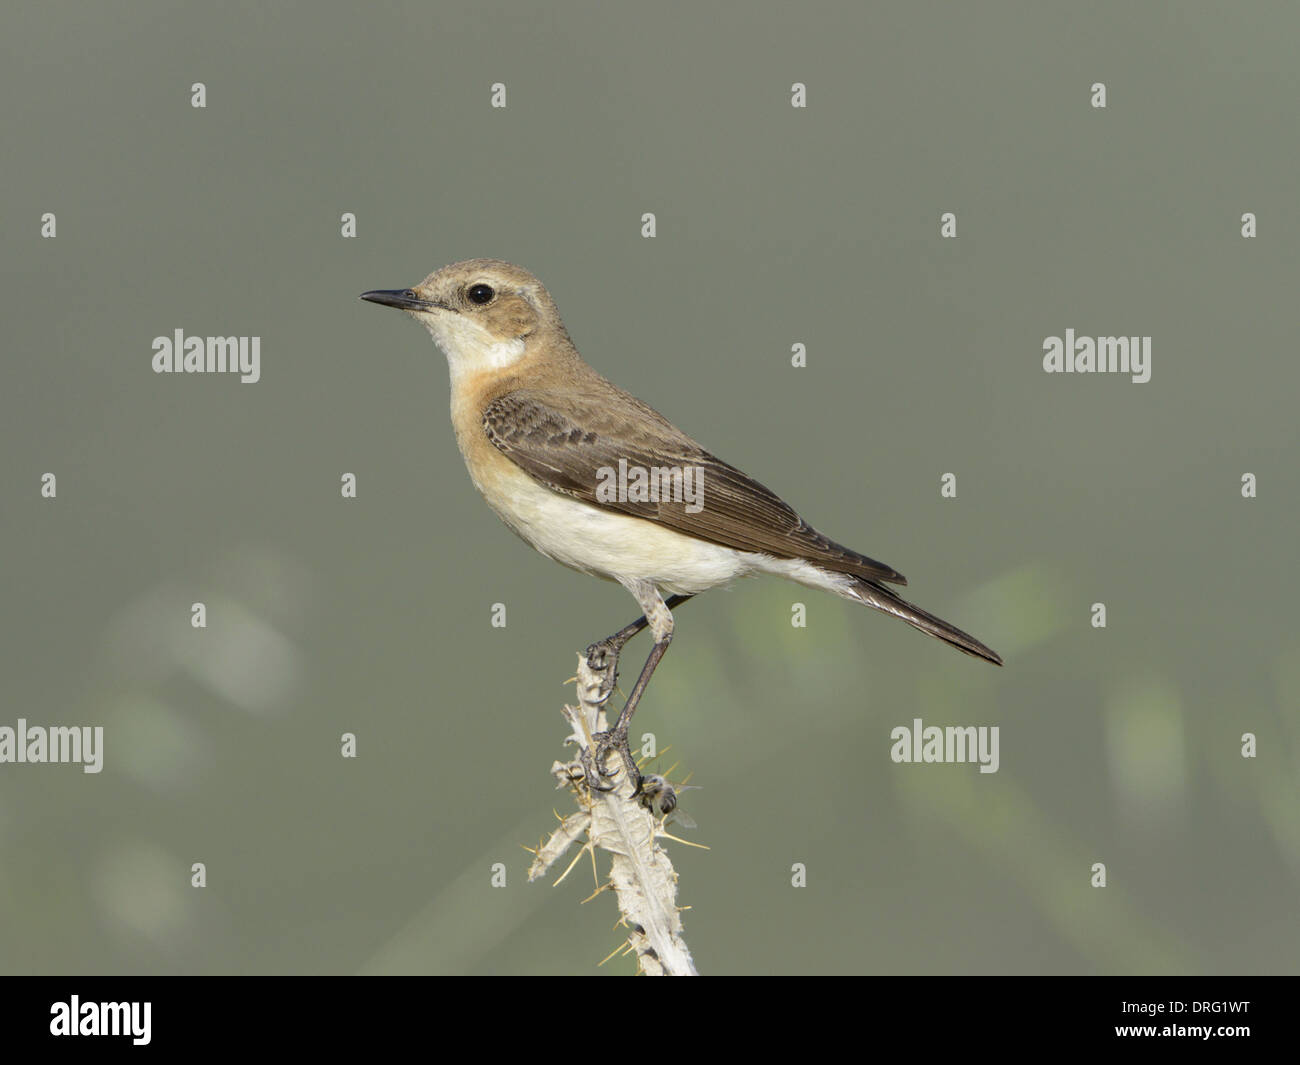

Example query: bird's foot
[579,724,641,795]
[584,637,625,703]
[576,745,614,793]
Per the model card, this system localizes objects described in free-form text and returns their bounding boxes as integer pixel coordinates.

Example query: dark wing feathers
[482,389,906,586]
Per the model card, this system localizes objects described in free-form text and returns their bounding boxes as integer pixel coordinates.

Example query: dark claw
[587,725,642,794]
[585,639,613,671]
[577,742,616,793]
[584,638,624,702]
[571,726,643,795]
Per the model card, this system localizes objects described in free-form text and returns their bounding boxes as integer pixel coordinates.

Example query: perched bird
[361,260,1001,789]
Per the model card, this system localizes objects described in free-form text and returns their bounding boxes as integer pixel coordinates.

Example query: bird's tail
[846,576,1003,666]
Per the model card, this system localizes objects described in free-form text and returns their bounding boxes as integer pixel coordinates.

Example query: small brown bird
[361,260,1001,789]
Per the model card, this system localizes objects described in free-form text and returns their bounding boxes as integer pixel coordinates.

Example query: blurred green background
[2,1,1297,974]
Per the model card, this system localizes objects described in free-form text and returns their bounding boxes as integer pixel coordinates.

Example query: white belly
[466,453,761,594]
[464,445,861,603]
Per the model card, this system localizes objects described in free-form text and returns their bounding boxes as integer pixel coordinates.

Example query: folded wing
[482,387,907,587]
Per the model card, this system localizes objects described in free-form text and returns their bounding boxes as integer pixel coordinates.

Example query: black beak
[359,289,445,312]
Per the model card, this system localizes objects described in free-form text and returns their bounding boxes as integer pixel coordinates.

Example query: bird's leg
[587,638,672,791]
[584,593,692,704]
[582,583,680,794]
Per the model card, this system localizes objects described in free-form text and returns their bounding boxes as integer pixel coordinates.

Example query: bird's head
[361,258,569,377]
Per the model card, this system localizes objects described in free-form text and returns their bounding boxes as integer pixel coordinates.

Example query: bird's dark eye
[467,283,495,305]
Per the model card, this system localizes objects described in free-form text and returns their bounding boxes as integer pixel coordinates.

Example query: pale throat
[419,313,527,385]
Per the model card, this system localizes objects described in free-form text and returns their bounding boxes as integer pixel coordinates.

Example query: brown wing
[482,388,906,586]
